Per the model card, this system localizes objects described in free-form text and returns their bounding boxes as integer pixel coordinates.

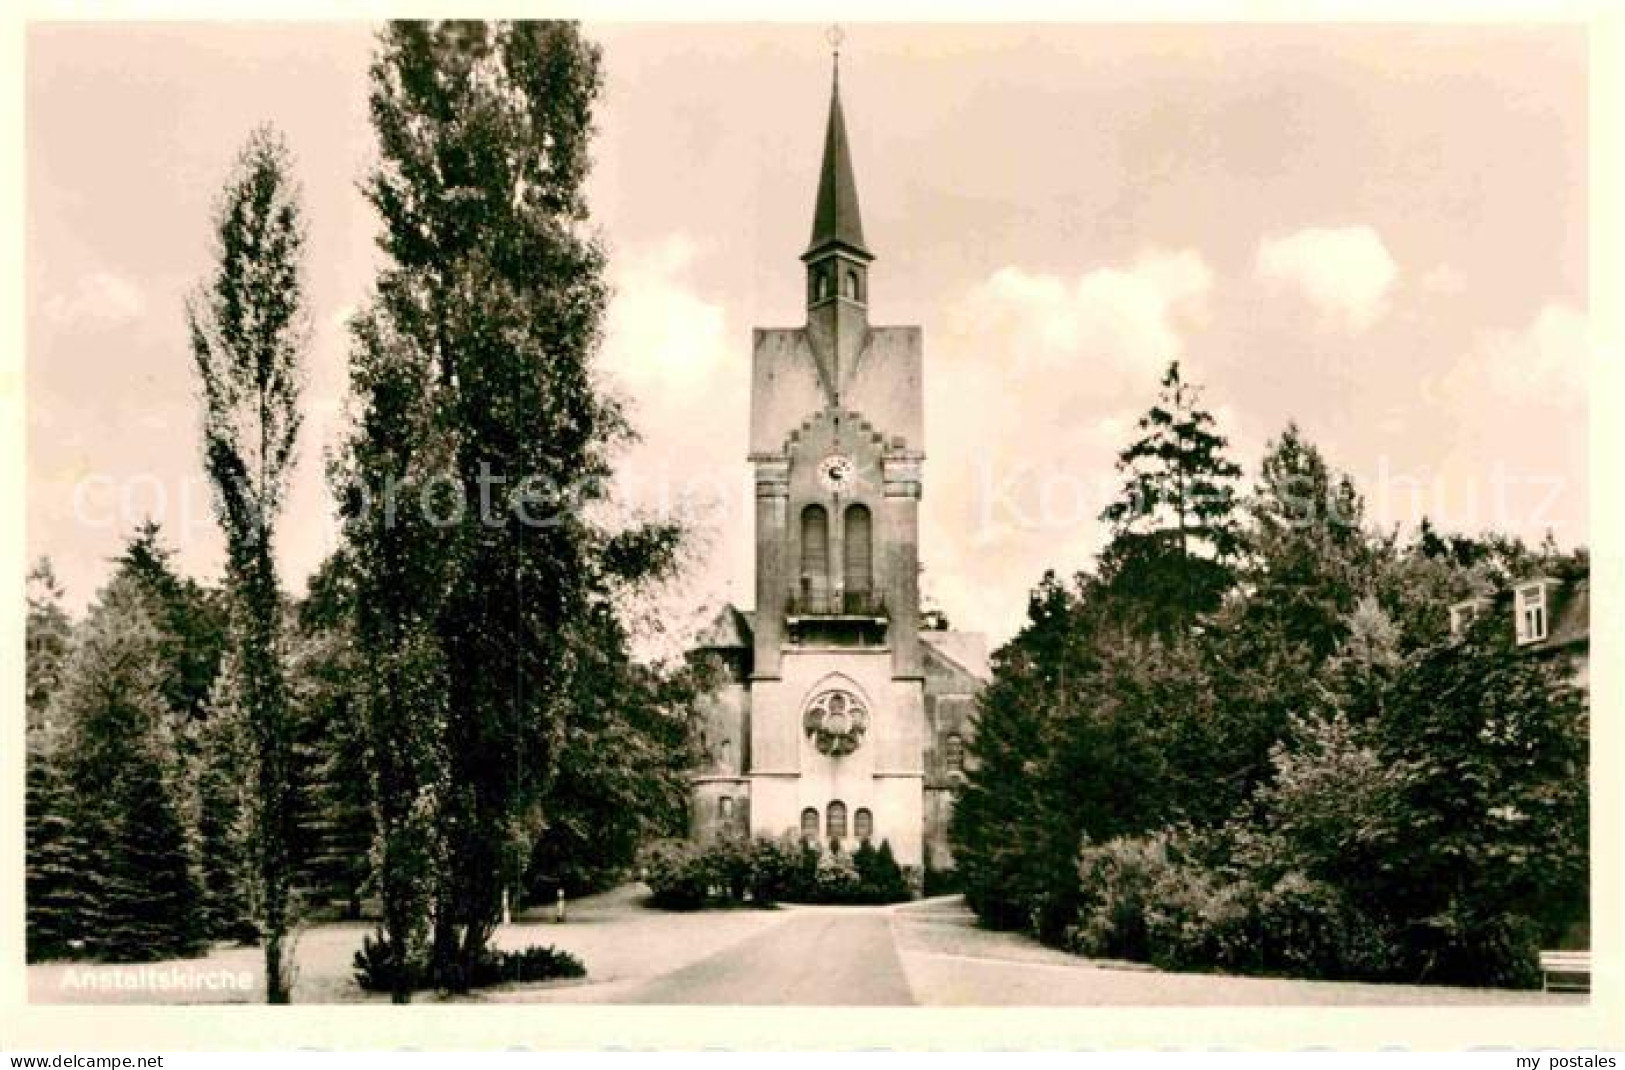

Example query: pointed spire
[804,43,870,262]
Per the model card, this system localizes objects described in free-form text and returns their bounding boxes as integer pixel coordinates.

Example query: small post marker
[556,887,567,924]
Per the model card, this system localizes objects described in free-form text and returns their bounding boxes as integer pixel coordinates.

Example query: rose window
[803,689,869,757]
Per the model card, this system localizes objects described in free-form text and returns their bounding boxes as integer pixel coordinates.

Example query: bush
[1068,834,1178,962]
[1141,861,1255,974]
[1402,906,1542,990]
[354,930,585,993]
[467,945,586,987]
[353,929,420,994]
[923,865,963,898]
[641,839,713,910]
[746,835,803,905]
[1248,872,1397,981]
[814,843,863,902]
[853,840,913,904]
[640,834,919,909]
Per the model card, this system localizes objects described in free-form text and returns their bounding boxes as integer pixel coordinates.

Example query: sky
[25,21,1592,646]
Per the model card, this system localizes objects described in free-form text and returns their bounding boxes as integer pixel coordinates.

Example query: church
[687,57,988,882]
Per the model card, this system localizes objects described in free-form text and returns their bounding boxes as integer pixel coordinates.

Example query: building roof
[922,629,992,683]
[694,604,754,650]
[803,64,870,262]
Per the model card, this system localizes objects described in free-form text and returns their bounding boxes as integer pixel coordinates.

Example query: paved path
[27,889,1588,1006]
[615,910,914,1005]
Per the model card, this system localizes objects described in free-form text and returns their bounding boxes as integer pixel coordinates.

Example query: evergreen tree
[1098,360,1243,634]
[1373,630,1588,984]
[187,657,257,941]
[114,521,228,723]
[951,573,1089,933]
[26,739,90,960]
[187,124,307,1001]
[288,554,373,919]
[54,574,207,961]
[26,557,73,732]
[1240,422,1371,660]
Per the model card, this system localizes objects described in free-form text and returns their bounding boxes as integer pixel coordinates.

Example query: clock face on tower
[818,453,855,493]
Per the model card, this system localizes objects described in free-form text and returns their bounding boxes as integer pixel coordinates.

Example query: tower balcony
[787,589,887,619]
[785,590,888,647]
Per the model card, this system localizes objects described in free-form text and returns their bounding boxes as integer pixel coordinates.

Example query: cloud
[1478,302,1591,398]
[926,248,1217,641]
[41,270,145,326]
[1421,263,1467,297]
[600,234,728,401]
[1256,225,1397,332]
[959,248,1212,379]
[596,233,750,654]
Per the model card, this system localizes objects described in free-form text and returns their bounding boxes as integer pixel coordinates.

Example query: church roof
[693,604,754,650]
[922,630,992,683]
[803,65,871,262]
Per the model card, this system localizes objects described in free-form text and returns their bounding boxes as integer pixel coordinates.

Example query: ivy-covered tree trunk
[187,125,307,1003]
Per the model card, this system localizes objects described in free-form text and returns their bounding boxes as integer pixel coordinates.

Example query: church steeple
[803,44,873,325]
[804,56,870,262]
[802,42,872,387]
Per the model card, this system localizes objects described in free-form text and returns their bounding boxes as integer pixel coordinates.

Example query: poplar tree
[345,20,687,991]
[187,125,307,1002]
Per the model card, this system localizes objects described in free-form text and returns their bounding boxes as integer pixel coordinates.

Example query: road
[617,910,914,1004]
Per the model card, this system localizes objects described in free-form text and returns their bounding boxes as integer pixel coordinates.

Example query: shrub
[640,839,712,910]
[746,835,802,905]
[353,928,421,994]
[1141,861,1255,974]
[853,840,912,904]
[1068,834,1178,962]
[467,945,586,987]
[923,865,963,898]
[355,930,585,993]
[1248,871,1397,981]
[1402,905,1542,990]
[639,834,920,909]
[814,843,863,902]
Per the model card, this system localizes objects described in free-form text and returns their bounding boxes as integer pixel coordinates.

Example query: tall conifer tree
[1098,360,1243,633]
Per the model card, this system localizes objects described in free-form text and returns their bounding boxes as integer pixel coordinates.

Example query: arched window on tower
[843,503,872,611]
[814,269,830,303]
[800,807,820,842]
[844,269,860,301]
[826,800,848,842]
[854,807,873,843]
[719,796,734,821]
[801,504,829,611]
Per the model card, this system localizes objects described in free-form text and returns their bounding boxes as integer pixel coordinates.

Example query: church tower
[744,52,929,867]
[689,47,985,879]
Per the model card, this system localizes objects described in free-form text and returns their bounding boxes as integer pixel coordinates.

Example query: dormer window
[1449,599,1483,637]
[1516,582,1549,645]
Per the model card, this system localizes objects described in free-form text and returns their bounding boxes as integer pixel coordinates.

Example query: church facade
[688,64,987,880]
